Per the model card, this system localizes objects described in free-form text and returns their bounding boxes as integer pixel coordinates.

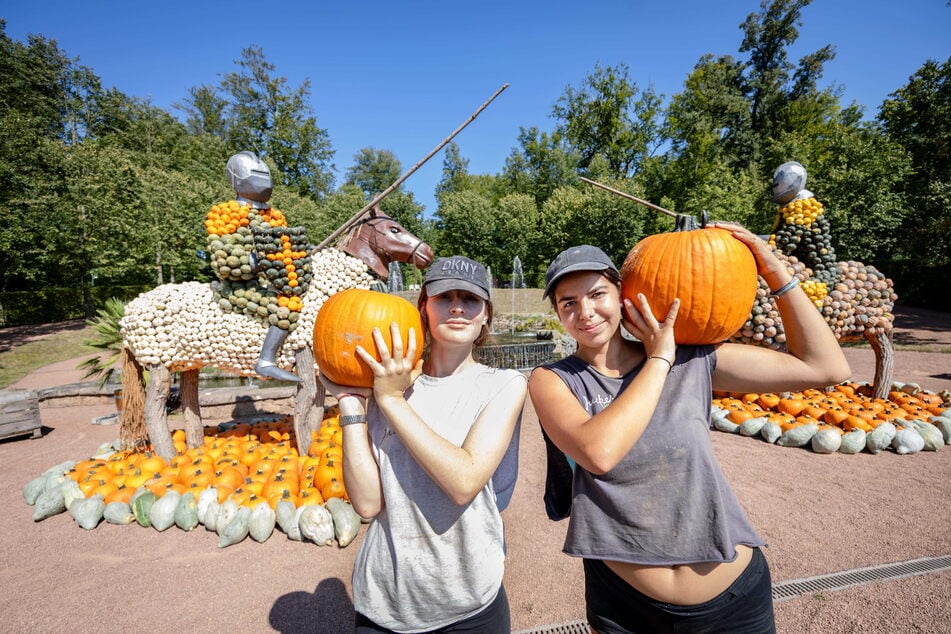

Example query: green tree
[551,63,663,178]
[345,147,401,198]
[220,45,335,199]
[175,84,229,137]
[432,190,497,265]
[501,126,579,206]
[879,58,951,266]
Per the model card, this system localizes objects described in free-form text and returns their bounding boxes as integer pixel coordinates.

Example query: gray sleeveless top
[542,345,765,566]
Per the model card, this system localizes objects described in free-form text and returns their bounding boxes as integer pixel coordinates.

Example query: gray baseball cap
[424,256,491,300]
[543,245,618,299]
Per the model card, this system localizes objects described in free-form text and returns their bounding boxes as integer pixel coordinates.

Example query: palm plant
[78,297,127,387]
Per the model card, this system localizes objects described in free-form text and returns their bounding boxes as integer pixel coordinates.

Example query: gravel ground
[2,307,949,633]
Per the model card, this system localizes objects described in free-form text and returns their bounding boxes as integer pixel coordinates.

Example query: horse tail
[119,347,149,451]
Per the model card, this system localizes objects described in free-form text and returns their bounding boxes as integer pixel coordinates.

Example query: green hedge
[0,285,152,326]
[872,261,951,313]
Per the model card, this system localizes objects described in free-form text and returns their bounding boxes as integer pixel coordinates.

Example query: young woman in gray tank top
[320,255,528,633]
[529,224,850,633]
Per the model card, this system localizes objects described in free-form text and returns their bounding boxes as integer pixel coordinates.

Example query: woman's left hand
[355,323,423,401]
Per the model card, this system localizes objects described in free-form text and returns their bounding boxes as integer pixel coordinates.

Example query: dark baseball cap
[543,245,618,299]
[424,256,491,300]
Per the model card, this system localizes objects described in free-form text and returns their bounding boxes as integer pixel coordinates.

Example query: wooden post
[294,346,324,457]
[145,363,175,460]
[180,368,203,449]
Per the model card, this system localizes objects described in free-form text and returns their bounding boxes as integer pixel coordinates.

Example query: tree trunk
[180,368,203,449]
[294,346,323,456]
[866,329,895,400]
[145,363,175,460]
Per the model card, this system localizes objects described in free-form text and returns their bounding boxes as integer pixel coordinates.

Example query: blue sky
[4,1,949,217]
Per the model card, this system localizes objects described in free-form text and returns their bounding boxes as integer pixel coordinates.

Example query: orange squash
[313,288,424,388]
[620,220,757,345]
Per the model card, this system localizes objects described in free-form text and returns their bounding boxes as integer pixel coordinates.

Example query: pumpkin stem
[674,211,709,232]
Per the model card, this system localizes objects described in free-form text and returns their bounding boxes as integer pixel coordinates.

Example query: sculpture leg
[180,368,204,449]
[255,325,302,383]
[293,346,324,456]
[866,329,895,400]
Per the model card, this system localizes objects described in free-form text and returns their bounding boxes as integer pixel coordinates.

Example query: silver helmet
[226,151,272,206]
[771,161,807,204]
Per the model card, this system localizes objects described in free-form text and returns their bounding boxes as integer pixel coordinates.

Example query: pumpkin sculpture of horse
[119,211,433,459]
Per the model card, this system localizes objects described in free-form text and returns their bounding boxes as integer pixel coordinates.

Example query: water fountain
[511,256,525,335]
[387,261,404,292]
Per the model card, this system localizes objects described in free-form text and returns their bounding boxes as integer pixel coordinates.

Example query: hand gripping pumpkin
[620,214,757,345]
[313,288,424,387]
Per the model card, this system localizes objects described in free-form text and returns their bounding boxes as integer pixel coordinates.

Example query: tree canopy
[1,2,947,323]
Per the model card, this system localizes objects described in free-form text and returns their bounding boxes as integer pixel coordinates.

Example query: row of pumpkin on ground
[23,415,366,548]
[711,381,950,454]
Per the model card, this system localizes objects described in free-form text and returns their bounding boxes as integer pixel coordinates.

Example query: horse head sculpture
[338,206,433,278]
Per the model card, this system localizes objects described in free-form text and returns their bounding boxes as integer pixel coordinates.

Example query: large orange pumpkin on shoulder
[620,216,757,345]
[313,288,424,387]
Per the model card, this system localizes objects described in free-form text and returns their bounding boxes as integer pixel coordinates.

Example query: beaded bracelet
[339,414,367,427]
[647,355,673,373]
[770,277,800,298]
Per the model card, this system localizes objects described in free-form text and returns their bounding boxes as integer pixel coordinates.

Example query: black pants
[355,584,510,633]
[584,549,776,634]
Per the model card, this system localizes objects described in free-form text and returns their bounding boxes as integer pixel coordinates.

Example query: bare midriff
[604,544,754,605]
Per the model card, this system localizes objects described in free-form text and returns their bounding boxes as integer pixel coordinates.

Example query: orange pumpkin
[620,222,757,345]
[313,288,424,387]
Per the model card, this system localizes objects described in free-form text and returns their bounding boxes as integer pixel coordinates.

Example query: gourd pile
[729,253,896,349]
[22,413,365,549]
[770,196,839,285]
[711,381,951,455]
[206,201,313,332]
[120,248,376,374]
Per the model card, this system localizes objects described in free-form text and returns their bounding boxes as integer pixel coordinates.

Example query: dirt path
[1,306,949,633]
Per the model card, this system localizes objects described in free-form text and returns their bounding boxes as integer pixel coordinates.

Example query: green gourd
[103,501,136,525]
[132,490,157,527]
[149,490,180,531]
[838,429,866,454]
[299,504,335,546]
[866,421,896,454]
[23,473,50,506]
[70,493,106,529]
[249,502,276,543]
[218,506,252,548]
[777,423,818,448]
[174,492,200,531]
[204,499,221,532]
[810,428,841,454]
[61,479,85,511]
[215,499,239,536]
[196,488,219,525]
[759,421,782,444]
[275,499,298,538]
[739,416,767,437]
[891,428,924,455]
[32,485,67,521]
[325,497,361,547]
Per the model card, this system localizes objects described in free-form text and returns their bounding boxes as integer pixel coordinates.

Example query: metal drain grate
[515,620,589,634]
[772,555,951,602]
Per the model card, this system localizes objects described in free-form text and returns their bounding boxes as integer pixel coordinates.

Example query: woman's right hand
[355,322,423,402]
[622,292,679,363]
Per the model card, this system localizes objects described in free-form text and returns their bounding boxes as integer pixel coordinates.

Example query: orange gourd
[620,218,757,345]
[313,288,424,388]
